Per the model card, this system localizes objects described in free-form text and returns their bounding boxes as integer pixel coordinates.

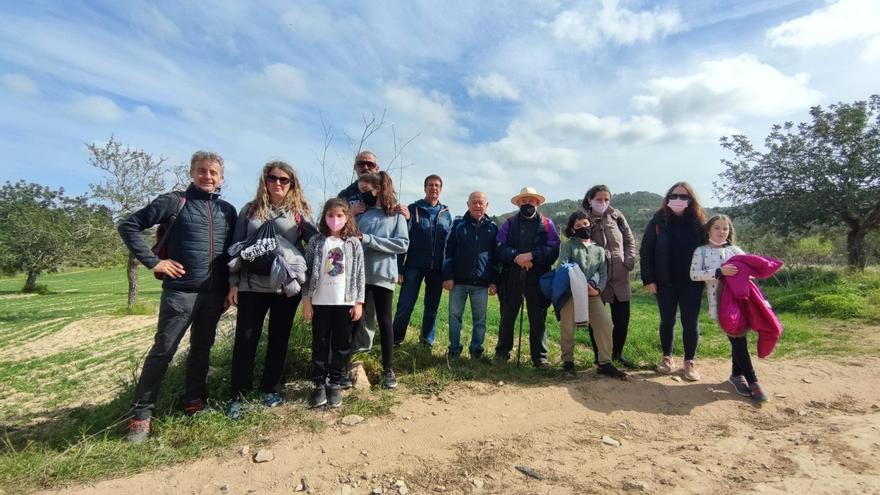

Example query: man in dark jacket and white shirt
[118,151,237,443]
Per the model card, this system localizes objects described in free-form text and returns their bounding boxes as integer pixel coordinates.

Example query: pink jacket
[718,254,783,358]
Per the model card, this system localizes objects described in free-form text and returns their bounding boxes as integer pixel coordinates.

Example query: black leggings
[590,299,632,361]
[230,291,300,397]
[311,305,354,385]
[366,285,394,370]
[729,335,757,384]
[656,284,702,360]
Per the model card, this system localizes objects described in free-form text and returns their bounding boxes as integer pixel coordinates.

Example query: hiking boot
[750,382,769,402]
[308,384,327,408]
[562,361,576,374]
[494,352,510,362]
[226,401,243,421]
[383,370,398,389]
[181,398,206,416]
[262,392,283,408]
[327,385,342,408]
[657,355,676,374]
[728,375,751,397]
[683,360,701,381]
[447,351,461,361]
[533,359,551,370]
[126,418,151,444]
[597,362,628,380]
[339,375,353,390]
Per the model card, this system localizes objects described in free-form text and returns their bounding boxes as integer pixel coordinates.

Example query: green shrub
[799,294,863,319]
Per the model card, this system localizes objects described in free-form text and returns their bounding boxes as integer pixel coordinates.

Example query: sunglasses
[356,160,379,169]
[667,193,690,201]
[266,174,291,185]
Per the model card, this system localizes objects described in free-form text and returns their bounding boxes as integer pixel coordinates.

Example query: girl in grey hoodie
[356,172,409,389]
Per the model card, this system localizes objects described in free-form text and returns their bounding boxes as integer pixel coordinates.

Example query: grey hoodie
[356,207,409,290]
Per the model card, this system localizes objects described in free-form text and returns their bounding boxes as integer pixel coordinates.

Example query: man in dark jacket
[391,174,452,346]
[337,150,381,215]
[495,187,560,367]
[442,191,498,359]
[118,151,237,443]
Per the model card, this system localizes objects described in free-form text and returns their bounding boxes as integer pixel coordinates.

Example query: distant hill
[493,191,665,236]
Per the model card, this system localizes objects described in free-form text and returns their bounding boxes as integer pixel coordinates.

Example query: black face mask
[519,204,537,218]
[362,191,378,207]
[573,227,592,240]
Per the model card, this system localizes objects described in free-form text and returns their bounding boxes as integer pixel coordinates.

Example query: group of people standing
[118,150,770,444]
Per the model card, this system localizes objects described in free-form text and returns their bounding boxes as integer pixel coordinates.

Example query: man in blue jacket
[392,174,452,346]
[117,151,237,443]
[495,187,560,367]
[442,191,498,359]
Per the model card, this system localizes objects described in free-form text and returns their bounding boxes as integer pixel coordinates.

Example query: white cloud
[69,94,124,123]
[133,5,182,42]
[862,36,880,62]
[0,73,38,95]
[384,84,462,136]
[633,54,822,121]
[251,63,309,101]
[468,73,520,101]
[767,0,880,48]
[551,0,682,51]
[133,105,155,119]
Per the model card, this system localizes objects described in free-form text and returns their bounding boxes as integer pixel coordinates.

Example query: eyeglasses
[356,160,379,169]
[667,193,690,201]
[266,174,291,185]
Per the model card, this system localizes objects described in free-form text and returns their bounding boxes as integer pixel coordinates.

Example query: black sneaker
[181,398,206,416]
[597,363,628,380]
[470,349,484,360]
[339,375,353,390]
[494,352,510,362]
[327,385,342,408]
[308,384,327,408]
[614,355,638,368]
[728,374,751,397]
[562,361,576,374]
[533,359,551,370]
[383,370,398,389]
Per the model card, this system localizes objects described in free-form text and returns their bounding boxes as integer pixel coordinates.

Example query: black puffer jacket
[118,184,237,292]
[639,211,703,288]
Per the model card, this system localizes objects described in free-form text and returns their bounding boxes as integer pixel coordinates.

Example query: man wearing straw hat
[494,186,560,367]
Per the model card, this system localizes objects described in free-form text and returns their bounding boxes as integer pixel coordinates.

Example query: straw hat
[510,186,546,206]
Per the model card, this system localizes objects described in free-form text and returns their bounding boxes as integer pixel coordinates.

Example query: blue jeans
[447,284,489,355]
[392,267,443,345]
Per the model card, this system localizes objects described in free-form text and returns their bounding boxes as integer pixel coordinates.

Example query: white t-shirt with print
[312,237,352,305]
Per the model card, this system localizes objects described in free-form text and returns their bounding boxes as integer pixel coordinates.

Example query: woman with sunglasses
[226,161,317,418]
[639,182,707,381]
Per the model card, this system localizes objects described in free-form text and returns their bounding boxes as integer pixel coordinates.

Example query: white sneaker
[683,360,701,381]
[657,355,675,374]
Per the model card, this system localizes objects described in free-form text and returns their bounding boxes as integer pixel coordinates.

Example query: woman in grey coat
[582,185,637,367]
[226,161,317,418]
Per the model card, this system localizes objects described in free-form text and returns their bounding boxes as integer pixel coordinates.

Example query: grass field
[0,265,877,492]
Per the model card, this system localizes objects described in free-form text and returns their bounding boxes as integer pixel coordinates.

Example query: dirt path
[46,358,880,495]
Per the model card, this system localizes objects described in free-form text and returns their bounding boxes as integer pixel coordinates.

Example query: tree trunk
[846,227,868,270]
[127,252,140,309]
[23,268,38,293]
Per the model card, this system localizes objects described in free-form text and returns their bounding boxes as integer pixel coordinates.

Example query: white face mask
[590,200,609,215]
[708,238,727,247]
[667,199,689,213]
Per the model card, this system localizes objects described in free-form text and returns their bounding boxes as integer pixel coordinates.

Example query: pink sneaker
[657,355,676,374]
[683,360,701,381]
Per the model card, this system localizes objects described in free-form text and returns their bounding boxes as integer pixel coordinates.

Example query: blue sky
[1,0,879,217]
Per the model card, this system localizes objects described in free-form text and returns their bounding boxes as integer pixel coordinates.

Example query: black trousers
[366,285,395,370]
[496,269,549,363]
[589,299,632,362]
[230,291,300,397]
[132,289,225,419]
[729,335,757,384]
[656,284,703,360]
[311,305,354,384]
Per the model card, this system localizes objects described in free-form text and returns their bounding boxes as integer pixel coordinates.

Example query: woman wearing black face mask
[558,211,626,378]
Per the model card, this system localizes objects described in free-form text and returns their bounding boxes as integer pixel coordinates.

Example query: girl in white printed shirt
[302,198,366,408]
[690,214,768,401]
